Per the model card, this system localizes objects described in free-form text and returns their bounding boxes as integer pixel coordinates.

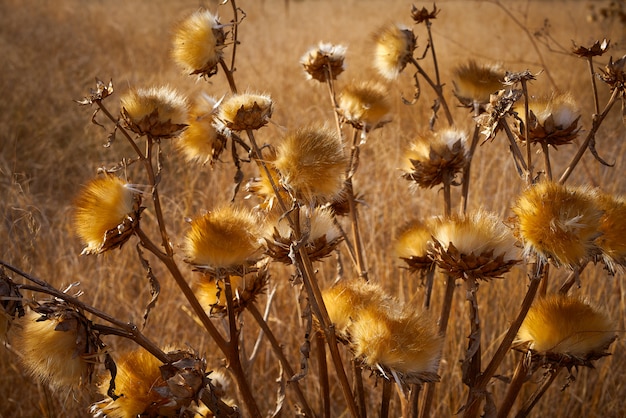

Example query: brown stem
[409,384,421,418]
[559,87,620,184]
[497,353,530,418]
[521,79,532,185]
[409,57,454,127]
[353,361,367,418]
[463,278,482,389]
[558,261,588,294]
[380,378,393,418]
[247,303,315,417]
[499,119,529,175]
[587,57,600,115]
[460,124,481,214]
[220,58,239,94]
[541,142,552,181]
[316,330,331,418]
[514,367,562,418]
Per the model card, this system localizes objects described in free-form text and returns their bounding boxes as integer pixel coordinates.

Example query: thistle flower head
[121,86,189,138]
[183,205,263,273]
[512,181,603,267]
[351,306,442,381]
[572,38,610,58]
[14,302,99,390]
[73,175,141,255]
[273,126,347,205]
[517,294,616,361]
[93,348,208,418]
[395,218,435,274]
[515,92,581,146]
[594,191,626,273]
[177,93,227,166]
[172,9,225,78]
[401,129,467,189]
[598,54,626,91]
[411,4,440,24]
[217,93,273,131]
[338,81,392,131]
[429,210,520,280]
[452,60,505,109]
[265,206,342,264]
[301,42,347,82]
[373,23,416,80]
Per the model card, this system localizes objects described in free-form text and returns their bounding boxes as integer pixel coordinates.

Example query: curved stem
[409,57,454,127]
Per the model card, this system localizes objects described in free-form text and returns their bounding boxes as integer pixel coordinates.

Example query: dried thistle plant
[300,42,347,82]
[338,80,393,131]
[217,93,273,132]
[372,23,416,80]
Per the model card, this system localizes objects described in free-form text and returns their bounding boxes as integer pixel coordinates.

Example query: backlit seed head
[217,93,273,131]
[183,205,263,272]
[196,264,268,317]
[351,306,442,382]
[274,126,347,205]
[13,302,99,390]
[177,93,227,166]
[301,42,347,82]
[73,175,141,255]
[338,81,392,131]
[515,92,581,146]
[401,129,467,189]
[512,181,603,267]
[594,192,626,273]
[395,218,436,274]
[265,206,342,264]
[172,9,226,78]
[429,210,520,280]
[121,86,189,138]
[321,279,393,339]
[245,149,291,212]
[373,23,416,80]
[517,294,616,362]
[452,60,505,109]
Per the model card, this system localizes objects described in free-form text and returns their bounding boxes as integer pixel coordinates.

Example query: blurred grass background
[0,0,625,416]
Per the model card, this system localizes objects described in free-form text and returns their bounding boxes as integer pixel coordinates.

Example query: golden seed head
[430,210,520,280]
[177,93,227,166]
[301,42,347,82]
[274,126,347,205]
[184,205,263,271]
[452,60,505,108]
[265,206,342,264]
[121,86,189,138]
[512,181,603,267]
[515,92,581,146]
[402,129,467,189]
[73,175,141,255]
[172,9,225,78]
[395,218,435,273]
[93,348,165,418]
[338,81,392,131]
[373,23,416,80]
[245,150,291,212]
[13,306,95,390]
[594,192,626,273]
[517,294,616,359]
[351,306,442,380]
[217,93,273,131]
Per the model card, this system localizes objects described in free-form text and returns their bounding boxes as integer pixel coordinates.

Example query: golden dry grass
[1,0,625,417]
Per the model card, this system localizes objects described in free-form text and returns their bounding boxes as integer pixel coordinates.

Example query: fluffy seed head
[351,306,442,379]
[338,81,392,131]
[217,93,273,131]
[265,207,342,264]
[517,294,616,358]
[273,126,347,205]
[395,218,435,273]
[184,205,263,271]
[594,192,626,273]
[245,150,291,212]
[121,86,189,138]
[177,93,227,166]
[512,181,603,267]
[73,175,141,255]
[453,60,505,108]
[172,9,225,78]
[301,42,347,82]
[430,210,520,280]
[13,306,95,390]
[373,23,416,80]
[402,129,467,189]
[515,92,581,146]
[196,267,268,317]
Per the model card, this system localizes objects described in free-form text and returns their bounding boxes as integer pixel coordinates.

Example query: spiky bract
[121,86,189,138]
[301,42,347,82]
[217,93,273,131]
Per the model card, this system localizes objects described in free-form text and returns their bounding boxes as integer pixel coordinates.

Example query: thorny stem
[1,262,170,363]
[409,57,454,127]
[247,302,315,417]
[497,353,530,418]
[559,87,620,184]
[514,366,562,418]
[462,262,546,418]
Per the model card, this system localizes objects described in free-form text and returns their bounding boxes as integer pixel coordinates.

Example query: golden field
[0,0,625,417]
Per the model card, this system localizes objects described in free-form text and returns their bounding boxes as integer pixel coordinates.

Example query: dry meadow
[0,0,625,417]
